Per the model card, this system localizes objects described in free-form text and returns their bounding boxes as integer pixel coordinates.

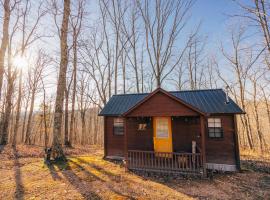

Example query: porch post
[103,116,107,158]
[233,115,241,171]
[200,115,207,177]
[124,117,128,170]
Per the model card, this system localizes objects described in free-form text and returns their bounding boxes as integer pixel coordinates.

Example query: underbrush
[240,148,270,173]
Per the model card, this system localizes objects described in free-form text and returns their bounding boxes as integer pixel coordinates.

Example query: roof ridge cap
[112,92,149,96]
[170,88,223,93]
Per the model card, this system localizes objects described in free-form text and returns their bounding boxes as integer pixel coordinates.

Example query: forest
[0,0,270,199]
[0,0,269,153]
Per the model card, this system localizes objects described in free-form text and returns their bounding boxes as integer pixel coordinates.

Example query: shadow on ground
[0,145,5,154]
[46,157,144,199]
[46,159,102,199]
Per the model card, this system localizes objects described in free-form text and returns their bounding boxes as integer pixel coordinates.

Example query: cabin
[99,88,244,176]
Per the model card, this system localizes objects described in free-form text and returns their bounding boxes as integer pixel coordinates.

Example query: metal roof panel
[99,89,244,116]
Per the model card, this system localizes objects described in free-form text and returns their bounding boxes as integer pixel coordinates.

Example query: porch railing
[127,150,203,175]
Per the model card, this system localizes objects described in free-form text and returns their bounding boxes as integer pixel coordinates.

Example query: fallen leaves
[0,145,269,200]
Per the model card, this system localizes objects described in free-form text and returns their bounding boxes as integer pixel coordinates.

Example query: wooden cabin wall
[126,118,154,151]
[127,92,199,117]
[205,115,237,165]
[105,116,124,157]
[172,117,201,152]
[105,114,239,168]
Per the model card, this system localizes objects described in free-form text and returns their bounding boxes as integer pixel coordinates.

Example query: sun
[12,55,28,70]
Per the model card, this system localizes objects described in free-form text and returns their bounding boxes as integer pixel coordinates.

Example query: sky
[187,0,240,53]
[192,0,239,34]
[43,0,253,95]
[1,0,260,109]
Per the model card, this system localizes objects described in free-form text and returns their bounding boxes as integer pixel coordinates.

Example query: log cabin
[99,88,244,176]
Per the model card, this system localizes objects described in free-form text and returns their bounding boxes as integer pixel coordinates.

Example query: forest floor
[0,145,270,200]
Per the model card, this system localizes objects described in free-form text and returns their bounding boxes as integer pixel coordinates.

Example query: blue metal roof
[99,89,244,116]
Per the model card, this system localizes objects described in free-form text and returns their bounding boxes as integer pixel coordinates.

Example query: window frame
[113,117,124,136]
[207,117,223,139]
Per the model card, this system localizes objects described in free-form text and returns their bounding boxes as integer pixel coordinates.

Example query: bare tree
[68,0,84,146]
[217,26,263,149]
[40,77,50,148]
[137,0,193,87]
[185,25,207,90]
[248,71,267,151]
[260,84,270,128]
[77,74,91,145]
[13,0,48,145]
[0,0,10,100]
[80,28,110,108]
[120,3,142,93]
[100,0,128,95]
[0,4,21,144]
[24,51,49,144]
[51,0,70,160]
[0,35,17,144]
[235,1,270,60]
[21,84,30,142]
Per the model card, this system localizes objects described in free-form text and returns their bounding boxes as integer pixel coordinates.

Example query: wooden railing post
[127,150,203,175]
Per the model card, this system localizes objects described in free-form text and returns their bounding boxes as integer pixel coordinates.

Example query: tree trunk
[81,113,86,145]
[51,0,70,160]
[0,0,10,100]
[25,90,35,144]
[64,90,69,146]
[13,70,22,146]
[0,75,15,144]
[21,93,30,143]
[69,36,77,147]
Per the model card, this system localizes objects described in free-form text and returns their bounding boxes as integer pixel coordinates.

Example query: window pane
[114,118,124,135]
[208,128,215,133]
[215,132,222,138]
[214,118,221,123]
[156,118,169,138]
[208,127,222,138]
[209,132,215,137]
[208,118,215,123]
[215,122,221,127]
[208,122,215,127]
[215,128,222,133]
[114,118,123,124]
[114,126,124,135]
[208,118,222,128]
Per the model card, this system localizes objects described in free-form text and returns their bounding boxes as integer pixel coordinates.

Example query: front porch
[123,116,207,176]
[127,150,203,175]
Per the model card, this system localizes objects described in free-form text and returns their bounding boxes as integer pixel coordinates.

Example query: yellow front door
[153,117,173,153]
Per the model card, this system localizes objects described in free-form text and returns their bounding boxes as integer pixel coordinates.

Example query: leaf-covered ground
[0,145,269,200]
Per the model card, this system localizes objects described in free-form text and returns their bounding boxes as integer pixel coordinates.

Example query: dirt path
[0,145,269,200]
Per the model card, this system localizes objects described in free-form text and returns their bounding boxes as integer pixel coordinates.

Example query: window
[113,118,124,135]
[137,117,150,131]
[208,118,223,138]
[138,123,147,131]
[156,118,169,138]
